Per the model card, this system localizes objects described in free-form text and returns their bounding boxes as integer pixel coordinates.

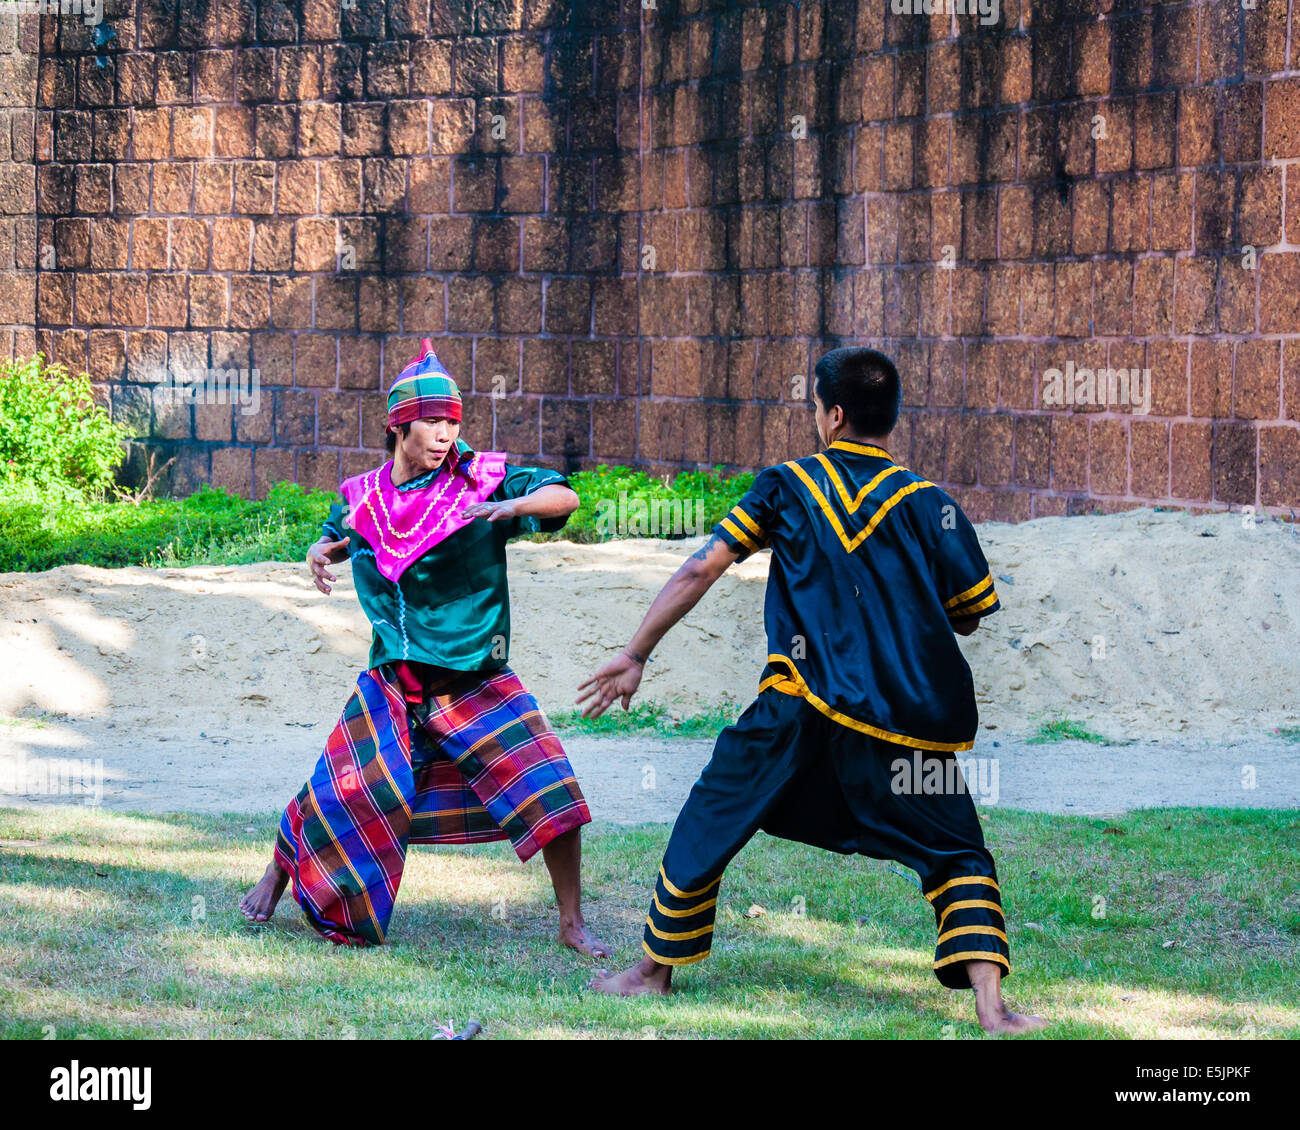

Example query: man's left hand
[461,499,519,523]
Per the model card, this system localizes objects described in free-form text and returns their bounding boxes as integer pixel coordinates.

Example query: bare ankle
[638,955,669,980]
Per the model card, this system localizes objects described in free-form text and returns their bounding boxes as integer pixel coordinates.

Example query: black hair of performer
[576,346,1048,1035]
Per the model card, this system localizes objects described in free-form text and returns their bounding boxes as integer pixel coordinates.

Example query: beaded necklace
[358,456,478,558]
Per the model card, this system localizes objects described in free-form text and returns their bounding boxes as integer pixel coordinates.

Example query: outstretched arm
[575,533,743,718]
[461,483,579,523]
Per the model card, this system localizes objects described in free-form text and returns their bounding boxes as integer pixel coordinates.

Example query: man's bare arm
[952,614,981,636]
[575,533,743,717]
[624,533,742,660]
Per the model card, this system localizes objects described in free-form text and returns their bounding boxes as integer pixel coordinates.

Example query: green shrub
[0,461,757,572]
[0,481,335,573]
[0,354,128,499]
[554,464,755,544]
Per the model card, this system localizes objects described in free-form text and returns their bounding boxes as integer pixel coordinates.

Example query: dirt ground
[1,507,1298,819]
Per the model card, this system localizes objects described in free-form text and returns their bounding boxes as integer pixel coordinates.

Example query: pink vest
[340,452,509,582]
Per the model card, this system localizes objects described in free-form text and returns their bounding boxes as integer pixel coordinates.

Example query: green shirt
[322,447,569,672]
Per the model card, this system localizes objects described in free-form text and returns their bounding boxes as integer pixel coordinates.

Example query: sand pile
[1,508,1297,746]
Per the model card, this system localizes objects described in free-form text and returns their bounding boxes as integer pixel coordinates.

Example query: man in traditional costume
[241,341,608,957]
[576,347,1046,1033]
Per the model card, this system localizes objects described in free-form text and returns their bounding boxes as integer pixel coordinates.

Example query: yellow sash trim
[758,673,801,695]
[765,654,975,752]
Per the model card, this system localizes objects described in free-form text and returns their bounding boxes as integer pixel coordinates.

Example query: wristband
[625,648,650,666]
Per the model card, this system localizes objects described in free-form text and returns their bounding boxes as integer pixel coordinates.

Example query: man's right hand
[307,536,350,594]
[575,651,645,719]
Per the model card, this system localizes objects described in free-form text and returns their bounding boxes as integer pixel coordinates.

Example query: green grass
[1027,716,1116,746]
[1,806,1297,1039]
[551,703,741,739]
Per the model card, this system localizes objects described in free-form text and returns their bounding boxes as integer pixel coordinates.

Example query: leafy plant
[0,354,128,499]
[0,480,335,572]
[549,464,756,544]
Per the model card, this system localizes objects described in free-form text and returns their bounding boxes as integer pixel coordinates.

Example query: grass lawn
[1027,715,1121,746]
[1,805,1296,1040]
[551,703,741,739]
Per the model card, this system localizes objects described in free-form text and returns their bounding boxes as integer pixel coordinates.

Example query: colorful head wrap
[386,339,462,430]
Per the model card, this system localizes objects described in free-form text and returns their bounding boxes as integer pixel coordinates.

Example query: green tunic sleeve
[492,465,571,538]
[321,494,351,555]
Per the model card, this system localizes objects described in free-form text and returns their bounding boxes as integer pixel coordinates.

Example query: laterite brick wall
[4,0,1299,519]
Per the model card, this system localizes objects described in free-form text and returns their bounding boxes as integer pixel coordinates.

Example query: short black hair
[384,421,411,455]
[813,347,902,437]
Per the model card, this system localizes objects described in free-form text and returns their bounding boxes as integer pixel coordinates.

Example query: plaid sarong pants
[274,662,590,946]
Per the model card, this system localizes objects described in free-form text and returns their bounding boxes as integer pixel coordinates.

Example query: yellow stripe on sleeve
[949,590,999,618]
[730,505,763,537]
[944,574,993,610]
[719,517,759,552]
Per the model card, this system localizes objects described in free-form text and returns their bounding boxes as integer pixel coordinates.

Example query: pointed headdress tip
[387,338,463,427]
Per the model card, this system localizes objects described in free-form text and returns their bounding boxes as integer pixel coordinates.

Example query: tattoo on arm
[691,532,748,564]
[690,533,722,561]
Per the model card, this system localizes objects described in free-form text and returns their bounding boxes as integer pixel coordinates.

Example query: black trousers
[642,688,1010,989]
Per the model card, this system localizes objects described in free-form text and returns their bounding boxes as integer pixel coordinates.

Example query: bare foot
[968,959,1049,1035]
[239,860,289,923]
[559,919,611,958]
[976,1001,1050,1035]
[588,956,672,996]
